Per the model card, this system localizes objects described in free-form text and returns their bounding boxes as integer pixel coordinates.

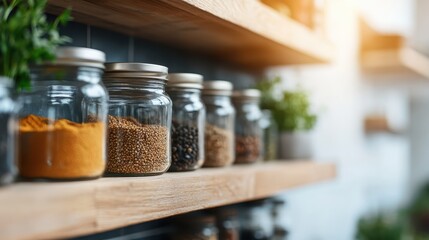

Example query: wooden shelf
[0,161,335,240]
[359,18,429,80]
[361,47,429,80]
[46,0,333,69]
[364,115,401,134]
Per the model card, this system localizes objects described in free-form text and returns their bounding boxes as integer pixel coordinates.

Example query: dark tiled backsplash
[58,20,258,89]
[90,27,129,62]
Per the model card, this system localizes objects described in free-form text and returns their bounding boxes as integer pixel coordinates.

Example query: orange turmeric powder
[18,115,106,179]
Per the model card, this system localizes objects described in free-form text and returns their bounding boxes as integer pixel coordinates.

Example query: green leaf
[0,0,71,89]
[255,76,317,132]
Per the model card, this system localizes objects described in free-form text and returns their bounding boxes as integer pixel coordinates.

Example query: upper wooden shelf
[47,0,333,69]
[0,161,335,240]
[360,18,429,80]
[361,47,429,80]
[364,115,402,134]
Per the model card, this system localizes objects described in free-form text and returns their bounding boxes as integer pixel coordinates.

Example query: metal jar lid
[232,89,261,101]
[202,80,233,96]
[167,73,203,89]
[44,47,106,69]
[104,63,168,81]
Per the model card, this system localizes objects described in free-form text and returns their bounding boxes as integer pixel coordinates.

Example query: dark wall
[57,19,258,89]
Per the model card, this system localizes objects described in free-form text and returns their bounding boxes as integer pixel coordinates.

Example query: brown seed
[234,135,261,164]
[106,115,170,175]
[203,124,234,167]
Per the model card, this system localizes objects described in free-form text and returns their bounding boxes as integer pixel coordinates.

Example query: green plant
[354,184,429,240]
[407,183,429,237]
[256,76,317,132]
[0,0,71,89]
[356,213,405,240]
[410,184,429,215]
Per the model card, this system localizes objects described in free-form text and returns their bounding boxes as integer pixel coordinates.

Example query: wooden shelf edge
[0,161,335,240]
[47,0,333,68]
[178,0,333,63]
[361,47,429,79]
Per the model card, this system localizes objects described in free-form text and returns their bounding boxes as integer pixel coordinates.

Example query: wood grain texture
[46,0,333,69]
[361,48,429,80]
[0,161,335,240]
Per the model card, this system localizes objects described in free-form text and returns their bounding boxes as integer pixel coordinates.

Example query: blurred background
[262,0,429,239]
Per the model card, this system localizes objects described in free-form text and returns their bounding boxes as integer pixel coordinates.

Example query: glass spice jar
[167,73,205,171]
[232,89,263,164]
[239,200,270,240]
[103,63,172,176]
[202,81,235,167]
[215,208,240,240]
[17,47,108,180]
[173,214,219,240]
[0,77,16,185]
[260,110,278,161]
[270,199,289,240]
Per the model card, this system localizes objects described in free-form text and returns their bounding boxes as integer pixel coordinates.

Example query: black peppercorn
[169,121,202,171]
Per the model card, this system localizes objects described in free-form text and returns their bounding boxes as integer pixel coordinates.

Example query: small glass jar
[103,63,172,176]
[17,47,108,180]
[173,214,218,240]
[0,77,16,185]
[239,200,270,240]
[232,89,263,164]
[215,208,240,240]
[260,110,278,161]
[202,81,235,167]
[270,199,289,240]
[167,73,205,172]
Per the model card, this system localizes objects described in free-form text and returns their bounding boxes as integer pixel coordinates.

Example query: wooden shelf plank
[0,161,335,240]
[363,115,402,134]
[361,47,429,80]
[46,0,333,69]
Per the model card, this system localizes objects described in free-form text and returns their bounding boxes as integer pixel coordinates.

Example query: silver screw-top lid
[104,63,168,80]
[202,80,233,96]
[232,89,261,101]
[167,73,203,89]
[46,47,106,69]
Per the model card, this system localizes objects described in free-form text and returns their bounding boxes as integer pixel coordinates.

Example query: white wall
[409,95,429,197]
[403,60,429,198]
[348,0,414,36]
[412,0,429,55]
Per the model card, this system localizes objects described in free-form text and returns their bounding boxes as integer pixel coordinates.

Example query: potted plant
[256,76,317,159]
[408,183,429,237]
[0,0,70,184]
[356,213,406,240]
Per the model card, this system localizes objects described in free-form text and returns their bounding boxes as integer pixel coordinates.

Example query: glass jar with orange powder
[17,47,108,180]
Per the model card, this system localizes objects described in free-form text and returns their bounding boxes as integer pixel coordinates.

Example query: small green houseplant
[257,76,316,132]
[256,76,317,159]
[0,0,71,89]
[355,184,429,240]
[356,213,406,240]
